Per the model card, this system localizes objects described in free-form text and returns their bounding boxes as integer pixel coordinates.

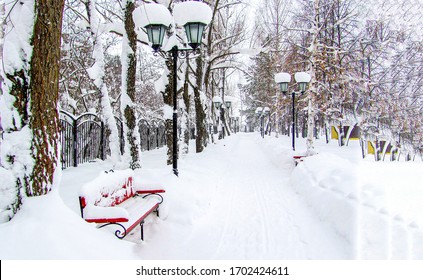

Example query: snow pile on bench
[79,169,134,221]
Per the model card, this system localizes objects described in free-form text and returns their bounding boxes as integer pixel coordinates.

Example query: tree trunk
[306,95,316,155]
[194,56,207,153]
[27,0,64,195]
[0,0,64,207]
[121,0,141,169]
[85,0,121,164]
[0,1,4,97]
[305,0,320,156]
[181,58,191,155]
[162,56,175,165]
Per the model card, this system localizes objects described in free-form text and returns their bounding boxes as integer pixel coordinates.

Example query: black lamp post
[263,107,270,136]
[225,100,232,134]
[140,1,212,176]
[213,96,223,138]
[275,72,311,151]
[255,107,270,138]
[255,107,263,137]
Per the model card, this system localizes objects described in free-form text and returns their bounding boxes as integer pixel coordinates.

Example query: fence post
[156,127,159,148]
[73,117,78,167]
[100,121,105,160]
[147,127,150,151]
[120,121,124,155]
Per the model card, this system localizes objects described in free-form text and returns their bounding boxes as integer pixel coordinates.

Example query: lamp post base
[292,91,296,151]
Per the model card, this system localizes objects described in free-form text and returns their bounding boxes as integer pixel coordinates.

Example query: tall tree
[201,0,247,146]
[0,0,65,218]
[85,0,121,164]
[120,0,141,169]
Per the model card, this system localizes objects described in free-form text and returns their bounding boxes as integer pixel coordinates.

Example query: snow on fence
[291,154,423,259]
[59,111,166,169]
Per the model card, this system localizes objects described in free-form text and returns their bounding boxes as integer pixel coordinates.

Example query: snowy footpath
[129,133,352,259]
[1,133,422,260]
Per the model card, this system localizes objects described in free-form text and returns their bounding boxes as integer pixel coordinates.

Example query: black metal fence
[60,111,166,169]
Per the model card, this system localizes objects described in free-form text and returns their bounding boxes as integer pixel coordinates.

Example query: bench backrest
[79,170,135,211]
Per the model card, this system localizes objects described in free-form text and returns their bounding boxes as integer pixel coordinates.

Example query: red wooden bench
[78,170,165,240]
[293,155,305,165]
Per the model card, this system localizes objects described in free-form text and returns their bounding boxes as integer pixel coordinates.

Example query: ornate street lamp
[225,100,232,109]
[263,107,270,136]
[256,107,270,138]
[295,72,311,93]
[137,1,212,176]
[184,22,207,50]
[213,96,223,110]
[255,107,263,116]
[145,24,168,52]
[274,72,291,93]
[275,71,311,151]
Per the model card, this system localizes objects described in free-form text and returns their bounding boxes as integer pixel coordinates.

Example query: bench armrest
[135,189,166,195]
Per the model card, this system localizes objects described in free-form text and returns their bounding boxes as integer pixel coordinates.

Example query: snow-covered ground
[1,132,422,260]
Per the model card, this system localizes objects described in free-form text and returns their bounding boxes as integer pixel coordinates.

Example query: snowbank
[291,152,423,259]
[0,190,139,259]
[291,153,359,255]
[1,133,422,260]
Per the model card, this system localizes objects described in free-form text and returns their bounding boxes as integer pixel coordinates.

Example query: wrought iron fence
[59,111,166,169]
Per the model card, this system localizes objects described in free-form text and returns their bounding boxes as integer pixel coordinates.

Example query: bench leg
[140,221,144,240]
[155,207,160,217]
[98,222,127,239]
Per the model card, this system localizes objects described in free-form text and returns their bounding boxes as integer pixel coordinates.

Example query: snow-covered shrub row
[291,154,423,259]
[291,154,359,255]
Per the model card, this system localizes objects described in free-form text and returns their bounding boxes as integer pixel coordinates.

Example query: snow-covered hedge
[291,154,359,252]
[291,153,423,259]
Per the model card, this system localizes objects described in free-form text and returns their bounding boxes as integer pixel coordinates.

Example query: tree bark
[181,58,191,155]
[85,0,121,164]
[162,56,175,165]
[121,0,141,169]
[194,56,207,153]
[28,0,64,196]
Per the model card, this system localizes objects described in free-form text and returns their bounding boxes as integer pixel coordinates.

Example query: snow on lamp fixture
[294,72,311,92]
[138,2,212,51]
[213,96,223,110]
[225,100,232,109]
[173,1,212,50]
[135,3,173,51]
[274,72,291,93]
[255,107,263,116]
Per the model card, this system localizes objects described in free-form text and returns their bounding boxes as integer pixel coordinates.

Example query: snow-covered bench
[293,155,305,165]
[78,169,165,240]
